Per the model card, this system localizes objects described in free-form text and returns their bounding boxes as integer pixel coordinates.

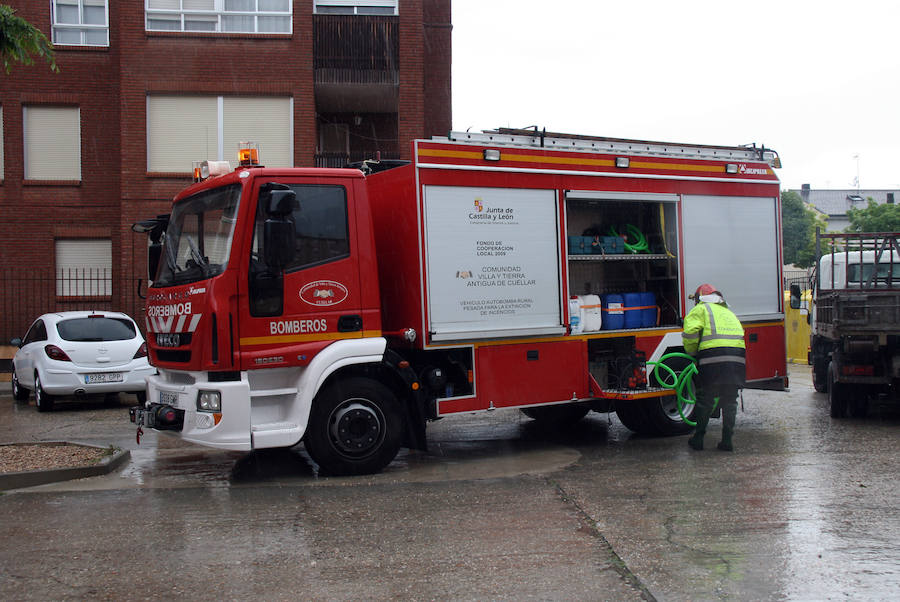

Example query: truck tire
[304,377,403,476]
[812,359,828,393]
[614,400,649,433]
[520,404,590,427]
[828,362,847,418]
[34,373,55,412]
[640,395,695,436]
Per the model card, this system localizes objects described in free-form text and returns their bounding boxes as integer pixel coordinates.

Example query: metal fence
[0,268,145,343]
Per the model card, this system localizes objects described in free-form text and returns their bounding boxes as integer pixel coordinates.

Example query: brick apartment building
[0,0,451,341]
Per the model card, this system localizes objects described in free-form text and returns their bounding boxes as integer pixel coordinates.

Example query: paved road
[1,365,899,600]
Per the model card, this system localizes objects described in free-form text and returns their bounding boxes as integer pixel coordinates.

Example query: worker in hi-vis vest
[682,283,746,451]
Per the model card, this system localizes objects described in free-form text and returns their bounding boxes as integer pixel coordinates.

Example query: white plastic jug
[579,294,603,332]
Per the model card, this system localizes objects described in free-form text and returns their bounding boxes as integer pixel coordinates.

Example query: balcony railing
[315,150,401,169]
[314,15,398,85]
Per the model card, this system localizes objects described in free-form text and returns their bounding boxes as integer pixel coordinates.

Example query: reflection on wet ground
[2,366,899,600]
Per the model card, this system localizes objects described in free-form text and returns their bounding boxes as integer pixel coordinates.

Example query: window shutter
[223,97,292,168]
[55,239,112,297]
[147,95,218,172]
[24,106,81,180]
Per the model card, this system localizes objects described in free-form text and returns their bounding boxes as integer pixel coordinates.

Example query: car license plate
[159,390,178,405]
[85,372,123,384]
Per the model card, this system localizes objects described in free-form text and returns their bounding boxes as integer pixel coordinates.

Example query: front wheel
[812,359,828,393]
[304,377,403,476]
[11,371,30,402]
[34,373,55,412]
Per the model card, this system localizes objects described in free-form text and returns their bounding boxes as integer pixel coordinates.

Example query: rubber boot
[717,403,736,451]
[688,406,711,451]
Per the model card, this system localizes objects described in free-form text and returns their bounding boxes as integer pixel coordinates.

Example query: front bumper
[134,370,253,451]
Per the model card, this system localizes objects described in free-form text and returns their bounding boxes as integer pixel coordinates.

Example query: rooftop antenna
[852,153,860,193]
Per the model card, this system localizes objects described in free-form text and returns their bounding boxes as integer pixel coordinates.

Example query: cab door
[237,177,363,370]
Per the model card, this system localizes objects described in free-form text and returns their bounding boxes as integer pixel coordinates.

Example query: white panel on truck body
[681,195,780,319]
[423,186,564,341]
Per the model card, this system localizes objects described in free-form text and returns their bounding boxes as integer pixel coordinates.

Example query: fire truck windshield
[153,184,241,287]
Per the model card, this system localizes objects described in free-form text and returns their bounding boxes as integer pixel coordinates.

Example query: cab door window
[250,184,349,317]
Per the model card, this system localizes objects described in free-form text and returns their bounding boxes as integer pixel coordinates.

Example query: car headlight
[197,390,221,412]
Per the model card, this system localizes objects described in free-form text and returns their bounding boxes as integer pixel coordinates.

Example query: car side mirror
[10,337,22,347]
[789,283,801,309]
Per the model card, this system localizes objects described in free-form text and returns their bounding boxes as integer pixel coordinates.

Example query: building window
[314,1,398,15]
[52,0,109,46]
[146,0,292,34]
[24,106,81,181]
[147,95,293,172]
[56,239,112,297]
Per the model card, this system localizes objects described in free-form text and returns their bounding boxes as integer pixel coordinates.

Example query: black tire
[520,404,590,427]
[304,377,403,476]
[11,371,30,402]
[812,360,828,393]
[614,400,650,433]
[34,373,55,412]
[828,362,846,419]
[847,391,869,418]
[640,395,695,436]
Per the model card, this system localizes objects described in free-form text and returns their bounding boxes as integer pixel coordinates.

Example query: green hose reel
[646,352,717,427]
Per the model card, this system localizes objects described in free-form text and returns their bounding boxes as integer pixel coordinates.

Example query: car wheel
[11,371,30,402]
[34,373,55,412]
[304,377,403,476]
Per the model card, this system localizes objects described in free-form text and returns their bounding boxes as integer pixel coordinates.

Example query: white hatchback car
[10,311,154,411]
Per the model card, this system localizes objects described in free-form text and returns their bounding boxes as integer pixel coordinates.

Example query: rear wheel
[828,362,846,418]
[11,371,30,402]
[641,395,695,436]
[304,377,403,476]
[520,404,590,427]
[614,401,650,434]
[34,373,55,412]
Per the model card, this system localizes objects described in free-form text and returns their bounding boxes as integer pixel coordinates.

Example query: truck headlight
[197,390,221,412]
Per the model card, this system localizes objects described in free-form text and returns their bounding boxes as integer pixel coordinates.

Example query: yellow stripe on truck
[240,330,382,347]
[417,148,751,174]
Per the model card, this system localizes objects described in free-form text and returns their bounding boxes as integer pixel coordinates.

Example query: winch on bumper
[130,404,185,431]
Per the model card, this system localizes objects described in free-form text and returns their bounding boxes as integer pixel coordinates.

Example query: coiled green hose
[646,352,717,426]
[609,224,649,254]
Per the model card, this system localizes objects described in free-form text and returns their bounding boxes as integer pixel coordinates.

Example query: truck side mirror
[148,242,162,282]
[789,283,801,309]
[263,218,296,269]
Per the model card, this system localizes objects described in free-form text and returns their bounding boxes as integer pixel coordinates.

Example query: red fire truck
[131,129,787,475]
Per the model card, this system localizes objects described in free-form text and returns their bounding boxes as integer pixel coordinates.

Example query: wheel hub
[330,402,384,456]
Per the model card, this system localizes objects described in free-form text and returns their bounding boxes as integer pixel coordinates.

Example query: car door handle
[337,314,363,332]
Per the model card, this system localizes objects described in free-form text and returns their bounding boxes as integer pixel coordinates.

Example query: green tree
[782,190,823,268]
[846,199,900,232]
[0,4,57,74]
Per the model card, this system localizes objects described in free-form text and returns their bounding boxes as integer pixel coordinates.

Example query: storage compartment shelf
[568,254,674,261]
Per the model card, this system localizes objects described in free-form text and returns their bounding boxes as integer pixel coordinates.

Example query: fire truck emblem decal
[300,280,349,306]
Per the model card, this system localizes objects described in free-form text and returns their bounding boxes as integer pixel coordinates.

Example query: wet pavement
[1,365,899,600]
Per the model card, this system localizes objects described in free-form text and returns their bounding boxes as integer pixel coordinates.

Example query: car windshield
[56,317,137,342]
[154,183,241,287]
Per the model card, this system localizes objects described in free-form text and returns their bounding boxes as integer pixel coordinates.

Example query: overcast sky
[451,0,900,191]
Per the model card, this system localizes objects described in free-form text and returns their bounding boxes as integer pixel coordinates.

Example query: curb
[0,442,131,492]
